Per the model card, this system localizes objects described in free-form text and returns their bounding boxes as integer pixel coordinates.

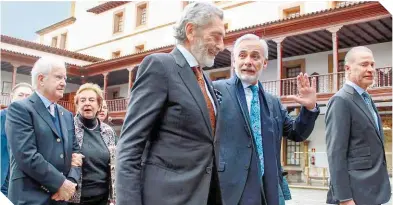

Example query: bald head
[344,46,375,90]
[345,46,373,66]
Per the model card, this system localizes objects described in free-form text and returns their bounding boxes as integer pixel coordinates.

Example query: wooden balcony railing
[262,67,392,96]
[58,101,76,113]
[107,98,129,112]
[1,68,391,113]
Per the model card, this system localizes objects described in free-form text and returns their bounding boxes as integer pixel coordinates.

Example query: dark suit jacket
[214,76,319,205]
[0,109,9,195]
[115,48,222,205]
[326,84,391,205]
[5,92,81,205]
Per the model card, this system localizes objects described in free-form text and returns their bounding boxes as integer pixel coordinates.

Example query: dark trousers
[69,192,109,205]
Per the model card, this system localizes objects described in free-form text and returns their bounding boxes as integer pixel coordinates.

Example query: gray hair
[11,82,33,94]
[174,2,224,44]
[344,46,373,79]
[233,34,269,60]
[31,56,66,89]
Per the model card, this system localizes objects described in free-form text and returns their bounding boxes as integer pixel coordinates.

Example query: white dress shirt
[176,44,217,115]
[241,81,259,115]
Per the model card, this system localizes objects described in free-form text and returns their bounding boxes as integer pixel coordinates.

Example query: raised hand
[287,72,317,110]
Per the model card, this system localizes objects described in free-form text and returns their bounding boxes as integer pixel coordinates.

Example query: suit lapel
[58,107,69,158]
[344,85,383,143]
[171,48,213,138]
[30,93,60,138]
[229,77,253,138]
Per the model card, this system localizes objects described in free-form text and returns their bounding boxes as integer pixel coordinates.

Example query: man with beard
[214,34,319,205]
[6,57,82,205]
[116,2,225,205]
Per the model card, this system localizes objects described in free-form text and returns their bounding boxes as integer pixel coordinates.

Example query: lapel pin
[61,112,63,116]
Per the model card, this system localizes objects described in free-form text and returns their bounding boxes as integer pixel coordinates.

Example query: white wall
[64,1,181,55]
[107,83,129,99]
[307,115,329,168]
[38,1,345,60]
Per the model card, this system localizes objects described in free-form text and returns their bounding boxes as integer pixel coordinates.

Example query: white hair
[31,56,66,89]
[173,2,223,45]
[233,34,269,59]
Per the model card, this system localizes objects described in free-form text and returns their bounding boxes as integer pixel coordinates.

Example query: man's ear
[262,59,268,69]
[185,22,196,43]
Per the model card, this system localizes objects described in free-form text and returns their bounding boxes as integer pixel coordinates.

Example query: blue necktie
[249,85,264,176]
[361,92,379,130]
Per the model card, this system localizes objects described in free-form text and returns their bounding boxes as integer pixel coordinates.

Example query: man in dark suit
[6,57,82,205]
[1,83,33,196]
[326,46,391,205]
[214,34,319,205]
[115,2,225,205]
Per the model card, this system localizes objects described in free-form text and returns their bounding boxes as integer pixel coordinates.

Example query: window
[51,36,58,47]
[112,51,121,58]
[60,33,67,49]
[286,66,301,78]
[113,91,119,99]
[283,66,301,95]
[136,3,148,27]
[283,6,300,18]
[286,140,301,166]
[114,11,124,33]
[135,44,145,53]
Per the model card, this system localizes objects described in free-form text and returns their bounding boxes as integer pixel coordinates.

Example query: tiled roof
[226,1,366,34]
[84,1,371,68]
[1,35,103,62]
[36,17,76,35]
[1,48,81,67]
[85,44,175,67]
[87,1,129,14]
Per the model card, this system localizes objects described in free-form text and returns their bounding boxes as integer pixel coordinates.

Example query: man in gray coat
[326,46,391,205]
[115,2,225,205]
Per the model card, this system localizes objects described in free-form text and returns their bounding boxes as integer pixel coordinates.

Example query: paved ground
[286,188,392,205]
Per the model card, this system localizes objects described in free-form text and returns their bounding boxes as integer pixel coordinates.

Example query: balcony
[1,67,391,114]
[263,67,392,96]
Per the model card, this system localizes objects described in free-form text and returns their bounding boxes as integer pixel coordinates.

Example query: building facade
[1,1,392,185]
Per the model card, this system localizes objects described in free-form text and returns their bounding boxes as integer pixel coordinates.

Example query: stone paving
[286,188,392,205]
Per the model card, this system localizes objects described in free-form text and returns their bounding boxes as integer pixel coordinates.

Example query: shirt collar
[176,44,199,68]
[35,91,54,109]
[345,80,366,96]
[241,81,259,90]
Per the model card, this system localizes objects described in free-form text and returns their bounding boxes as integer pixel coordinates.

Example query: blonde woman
[69,83,116,205]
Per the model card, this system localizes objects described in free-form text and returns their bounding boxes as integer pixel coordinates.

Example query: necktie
[361,92,379,130]
[191,66,216,134]
[49,103,56,117]
[249,85,264,176]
